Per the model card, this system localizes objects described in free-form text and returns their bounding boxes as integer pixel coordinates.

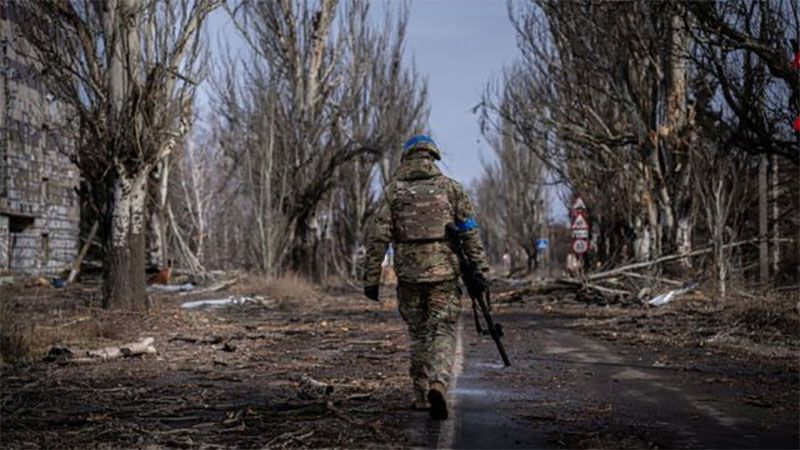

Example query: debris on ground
[147,282,196,293]
[297,374,335,400]
[45,337,157,363]
[179,295,264,310]
[647,282,698,307]
[180,277,238,296]
[1,279,411,448]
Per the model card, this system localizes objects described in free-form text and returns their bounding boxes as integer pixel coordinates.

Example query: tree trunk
[770,154,780,276]
[676,217,692,269]
[103,173,148,310]
[758,153,769,285]
[129,172,148,306]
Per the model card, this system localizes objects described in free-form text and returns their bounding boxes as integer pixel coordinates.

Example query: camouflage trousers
[397,280,462,401]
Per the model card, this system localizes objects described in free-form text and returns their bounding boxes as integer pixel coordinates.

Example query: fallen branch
[179,295,262,309]
[619,271,684,287]
[588,238,790,281]
[46,337,157,363]
[179,278,238,297]
[66,221,99,285]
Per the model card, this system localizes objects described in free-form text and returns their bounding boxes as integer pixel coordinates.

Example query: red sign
[572,239,589,255]
[571,197,587,210]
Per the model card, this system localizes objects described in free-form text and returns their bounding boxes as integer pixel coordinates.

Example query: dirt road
[434,300,799,449]
[1,281,798,448]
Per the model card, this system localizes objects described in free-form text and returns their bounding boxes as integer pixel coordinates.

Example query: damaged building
[0,5,80,275]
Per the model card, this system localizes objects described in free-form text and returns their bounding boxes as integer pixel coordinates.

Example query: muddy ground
[1,276,798,448]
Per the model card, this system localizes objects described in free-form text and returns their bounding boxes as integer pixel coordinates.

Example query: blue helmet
[402,134,441,160]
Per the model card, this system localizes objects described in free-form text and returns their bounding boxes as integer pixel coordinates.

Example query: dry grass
[722,292,800,337]
[0,301,53,363]
[232,273,320,304]
[0,298,123,364]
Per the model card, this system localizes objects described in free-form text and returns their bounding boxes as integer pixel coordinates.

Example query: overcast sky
[201,1,566,221]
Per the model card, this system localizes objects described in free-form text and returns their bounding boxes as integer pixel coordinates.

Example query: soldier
[362,134,489,420]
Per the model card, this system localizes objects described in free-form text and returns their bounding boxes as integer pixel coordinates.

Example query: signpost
[571,239,589,254]
[535,239,549,251]
[569,196,590,273]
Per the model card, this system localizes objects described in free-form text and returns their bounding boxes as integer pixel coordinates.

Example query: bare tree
[21,0,219,308]
[694,143,746,299]
[475,110,548,274]
[211,0,428,278]
[478,0,798,290]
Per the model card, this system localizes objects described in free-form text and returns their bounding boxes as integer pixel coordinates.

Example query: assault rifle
[446,223,511,367]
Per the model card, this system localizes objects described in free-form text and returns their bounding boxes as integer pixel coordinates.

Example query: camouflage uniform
[363,147,488,405]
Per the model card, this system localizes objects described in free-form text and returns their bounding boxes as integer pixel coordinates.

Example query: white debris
[647,282,698,307]
[147,282,196,293]
[179,295,263,310]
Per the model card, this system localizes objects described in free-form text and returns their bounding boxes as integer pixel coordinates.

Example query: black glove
[364,285,380,302]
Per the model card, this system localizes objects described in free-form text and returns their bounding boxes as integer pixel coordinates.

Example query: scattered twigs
[326,401,382,436]
[266,428,315,448]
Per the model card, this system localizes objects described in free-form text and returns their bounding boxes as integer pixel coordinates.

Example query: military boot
[427,381,448,420]
[412,385,430,410]
[411,398,431,411]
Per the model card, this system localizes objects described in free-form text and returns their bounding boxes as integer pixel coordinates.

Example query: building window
[41,233,49,263]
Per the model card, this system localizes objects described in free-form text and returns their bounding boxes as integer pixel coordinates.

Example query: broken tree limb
[619,271,684,287]
[47,337,157,363]
[66,221,99,285]
[555,277,632,297]
[178,278,238,297]
[168,203,208,279]
[587,238,767,281]
[86,337,156,360]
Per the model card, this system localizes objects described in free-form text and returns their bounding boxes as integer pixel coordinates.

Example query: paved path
[412,306,798,449]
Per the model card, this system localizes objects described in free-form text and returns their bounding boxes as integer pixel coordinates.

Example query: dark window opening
[8,215,34,233]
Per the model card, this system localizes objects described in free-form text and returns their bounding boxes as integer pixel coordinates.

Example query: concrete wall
[0,3,80,275]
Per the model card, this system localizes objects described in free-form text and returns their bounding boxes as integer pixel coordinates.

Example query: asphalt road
[409,305,799,449]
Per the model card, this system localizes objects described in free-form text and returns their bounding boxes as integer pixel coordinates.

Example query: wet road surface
[410,306,799,449]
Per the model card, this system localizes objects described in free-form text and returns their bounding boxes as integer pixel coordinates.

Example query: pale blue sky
[202,0,516,182]
[201,1,568,219]
[396,0,517,186]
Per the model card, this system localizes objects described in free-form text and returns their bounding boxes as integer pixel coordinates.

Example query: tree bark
[758,153,769,285]
[103,172,148,310]
[770,153,780,275]
[104,175,133,309]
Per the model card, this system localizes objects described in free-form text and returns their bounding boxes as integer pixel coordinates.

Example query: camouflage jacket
[362,153,489,286]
